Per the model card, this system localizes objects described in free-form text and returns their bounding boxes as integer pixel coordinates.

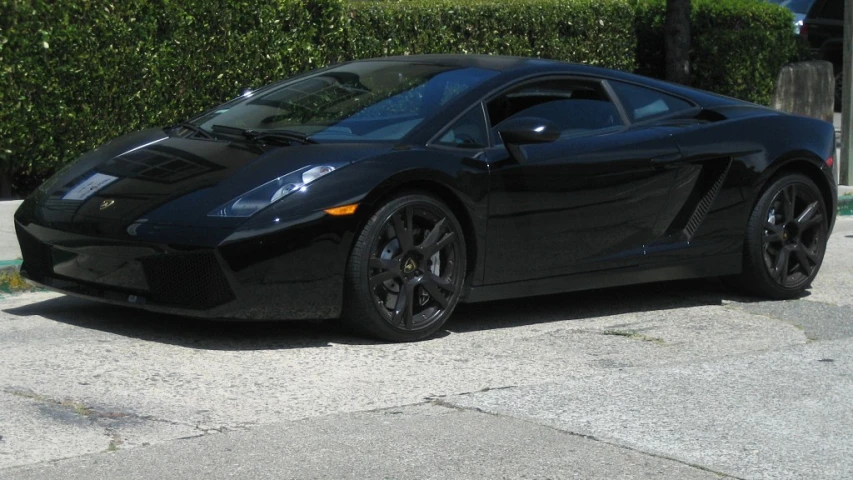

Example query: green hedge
[0,0,347,184]
[0,0,801,194]
[346,0,636,70]
[634,0,803,105]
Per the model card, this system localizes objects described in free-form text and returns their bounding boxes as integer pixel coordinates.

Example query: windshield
[195,61,499,142]
[766,0,814,14]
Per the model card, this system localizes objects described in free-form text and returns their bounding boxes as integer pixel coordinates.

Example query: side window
[435,105,489,148]
[486,79,623,142]
[609,81,694,123]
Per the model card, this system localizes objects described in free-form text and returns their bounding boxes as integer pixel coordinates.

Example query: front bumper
[15,216,355,320]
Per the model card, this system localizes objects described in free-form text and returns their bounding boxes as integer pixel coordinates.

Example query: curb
[0,260,22,276]
[840,194,853,216]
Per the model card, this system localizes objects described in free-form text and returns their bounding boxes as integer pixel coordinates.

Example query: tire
[737,173,828,299]
[343,193,467,342]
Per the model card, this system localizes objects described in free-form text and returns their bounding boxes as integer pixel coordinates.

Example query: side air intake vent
[682,160,732,239]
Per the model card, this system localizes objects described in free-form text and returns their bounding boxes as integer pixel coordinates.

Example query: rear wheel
[343,193,466,342]
[737,173,828,299]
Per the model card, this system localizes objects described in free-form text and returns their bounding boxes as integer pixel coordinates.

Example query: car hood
[25,128,393,231]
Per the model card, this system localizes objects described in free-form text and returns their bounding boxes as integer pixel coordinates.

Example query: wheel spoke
[803,247,818,264]
[391,282,414,328]
[369,257,398,272]
[404,283,415,329]
[793,245,814,275]
[369,270,399,290]
[803,246,819,263]
[782,185,796,221]
[419,218,446,250]
[772,248,790,283]
[428,273,457,294]
[763,222,782,244]
[420,276,448,308]
[800,213,824,231]
[391,208,414,251]
[796,201,819,228]
[430,232,457,257]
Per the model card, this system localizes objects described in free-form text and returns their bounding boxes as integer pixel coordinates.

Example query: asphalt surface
[0,217,851,479]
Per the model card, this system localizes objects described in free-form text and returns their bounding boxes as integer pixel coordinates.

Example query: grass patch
[5,388,93,416]
[602,329,666,345]
[5,387,130,421]
[0,267,38,294]
[106,436,122,452]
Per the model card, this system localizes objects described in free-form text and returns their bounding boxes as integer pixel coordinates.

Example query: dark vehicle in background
[767,0,816,33]
[14,55,838,342]
[800,0,844,110]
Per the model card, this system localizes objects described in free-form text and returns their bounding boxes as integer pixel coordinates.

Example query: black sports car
[15,55,837,341]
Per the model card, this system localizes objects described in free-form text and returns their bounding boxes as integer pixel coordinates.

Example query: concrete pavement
[450,338,853,480]
[5,403,724,480]
[0,218,851,478]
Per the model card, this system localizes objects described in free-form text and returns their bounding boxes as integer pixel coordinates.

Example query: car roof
[364,54,548,72]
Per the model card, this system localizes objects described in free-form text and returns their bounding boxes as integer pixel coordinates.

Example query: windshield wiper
[245,129,316,145]
[172,122,214,139]
[211,125,315,145]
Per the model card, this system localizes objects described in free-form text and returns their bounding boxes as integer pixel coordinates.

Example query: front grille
[15,224,52,280]
[140,251,234,310]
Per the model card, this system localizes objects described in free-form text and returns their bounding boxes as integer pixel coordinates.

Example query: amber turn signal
[324,204,359,216]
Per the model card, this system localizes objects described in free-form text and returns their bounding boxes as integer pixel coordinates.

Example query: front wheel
[737,173,828,299]
[343,193,466,342]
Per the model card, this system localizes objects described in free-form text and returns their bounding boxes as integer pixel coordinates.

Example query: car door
[482,77,685,285]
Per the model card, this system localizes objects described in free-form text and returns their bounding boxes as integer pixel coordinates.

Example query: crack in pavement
[0,386,264,456]
[0,386,264,470]
[427,397,743,479]
[1,387,258,435]
[720,303,816,335]
[723,299,853,341]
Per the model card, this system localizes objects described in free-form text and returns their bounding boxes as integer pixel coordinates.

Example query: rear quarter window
[608,81,694,123]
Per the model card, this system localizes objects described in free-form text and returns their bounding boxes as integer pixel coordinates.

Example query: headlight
[208,164,345,218]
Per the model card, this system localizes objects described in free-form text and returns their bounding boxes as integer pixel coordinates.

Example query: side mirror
[497,116,559,163]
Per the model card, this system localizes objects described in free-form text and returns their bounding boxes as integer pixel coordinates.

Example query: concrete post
[841,0,853,185]
[772,61,834,123]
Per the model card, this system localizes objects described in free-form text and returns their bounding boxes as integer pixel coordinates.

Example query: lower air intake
[16,224,52,280]
[141,251,234,310]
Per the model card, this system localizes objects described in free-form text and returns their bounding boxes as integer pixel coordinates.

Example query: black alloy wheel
[739,173,828,299]
[344,193,466,342]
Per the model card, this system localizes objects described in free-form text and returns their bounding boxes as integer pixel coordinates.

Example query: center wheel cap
[403,258,418,274]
